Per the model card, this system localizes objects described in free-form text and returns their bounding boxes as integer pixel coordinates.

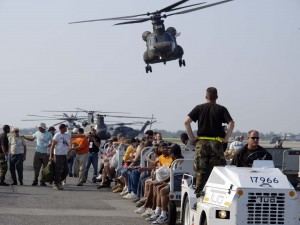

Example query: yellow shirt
[123,145,135,161]
[158,154,173,167]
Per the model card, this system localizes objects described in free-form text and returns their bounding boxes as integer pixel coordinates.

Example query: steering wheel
[246,151,268,166]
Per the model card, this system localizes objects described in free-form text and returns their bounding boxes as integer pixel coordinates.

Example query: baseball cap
[48,126,56,131]
[72,128,79,133]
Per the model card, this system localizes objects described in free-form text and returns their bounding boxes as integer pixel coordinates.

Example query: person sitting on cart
[231,130,272,167]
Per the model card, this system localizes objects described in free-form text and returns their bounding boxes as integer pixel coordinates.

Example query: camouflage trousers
[0,153,8,181]
[194,140,225,196]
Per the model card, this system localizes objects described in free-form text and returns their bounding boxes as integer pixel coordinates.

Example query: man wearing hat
[23,122,53,186]
[0,125,10,186]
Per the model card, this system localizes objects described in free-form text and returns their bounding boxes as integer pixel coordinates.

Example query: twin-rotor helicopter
[23,109,156,140]
[70,0,233,73]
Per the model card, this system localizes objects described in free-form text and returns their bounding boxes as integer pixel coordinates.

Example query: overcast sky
[0,0,299,134]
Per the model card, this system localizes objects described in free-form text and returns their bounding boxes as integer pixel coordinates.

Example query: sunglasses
[250,137,259,140]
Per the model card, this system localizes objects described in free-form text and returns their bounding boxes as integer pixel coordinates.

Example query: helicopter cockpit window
[157,33,174,42]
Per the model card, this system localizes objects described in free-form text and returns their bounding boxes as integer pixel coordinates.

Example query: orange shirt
[74,136,89,155]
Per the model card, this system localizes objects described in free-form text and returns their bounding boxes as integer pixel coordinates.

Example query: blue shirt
[33,131,52,153]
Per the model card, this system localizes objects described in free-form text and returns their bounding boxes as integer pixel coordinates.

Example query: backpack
[42,160,54,182]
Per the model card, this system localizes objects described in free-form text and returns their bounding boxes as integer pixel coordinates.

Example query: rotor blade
[103,115,155,119]
[69,12,153,24]
[69,0,193,24]
[21,119,63,121]
[27,114,60,119]
[114,18,151,26]
[74,107,88,112]
[52,115,85,119]
[167,2,206,13]
[159,0,190,13]
[75,107,130,114]
[91,111,131,114]
[62,113,69,118]
[42,110,80,113]
[166,0,233,17]
[99,112,130,114]
[149,120,157,124]
[52,121,66,126]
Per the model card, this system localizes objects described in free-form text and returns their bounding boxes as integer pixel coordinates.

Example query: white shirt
[229,141,245,151]
[53,132,71,155]
[9,136,26,154]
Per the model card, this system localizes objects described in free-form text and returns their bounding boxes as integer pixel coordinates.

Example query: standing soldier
[23,122,53,186]
[0,125,10,186]
[8,127,27,185]
[184,87,234,197]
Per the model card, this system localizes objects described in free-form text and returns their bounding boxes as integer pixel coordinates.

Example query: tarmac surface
[0,142,151,225]
[0,141,299,225]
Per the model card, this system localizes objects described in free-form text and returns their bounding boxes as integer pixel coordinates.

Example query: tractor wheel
[182,197,190,225]
[167,201,177,225]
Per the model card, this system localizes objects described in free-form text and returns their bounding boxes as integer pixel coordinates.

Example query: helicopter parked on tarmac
[22,113,85,131]
[69,0,233,73]
[107,120,156,139]
[44,108,155,140]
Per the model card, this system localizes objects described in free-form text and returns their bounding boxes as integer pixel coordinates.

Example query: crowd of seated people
[97,130,187,224]
[94,129,273,225]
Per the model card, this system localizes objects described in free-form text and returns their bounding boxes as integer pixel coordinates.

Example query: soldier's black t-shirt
[0,133,8,154]
[188,103,233,137]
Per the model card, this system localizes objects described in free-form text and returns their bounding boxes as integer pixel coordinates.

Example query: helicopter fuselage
[143,20,184,65]
[70,0,233,73]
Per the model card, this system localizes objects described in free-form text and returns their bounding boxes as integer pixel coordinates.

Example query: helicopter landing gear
[179,58,186,67]
[145,65,152,73]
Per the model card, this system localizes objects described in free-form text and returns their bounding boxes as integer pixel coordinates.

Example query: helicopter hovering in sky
[70,0,233,73]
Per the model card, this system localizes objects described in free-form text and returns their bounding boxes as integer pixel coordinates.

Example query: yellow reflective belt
[198,136,222,143]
